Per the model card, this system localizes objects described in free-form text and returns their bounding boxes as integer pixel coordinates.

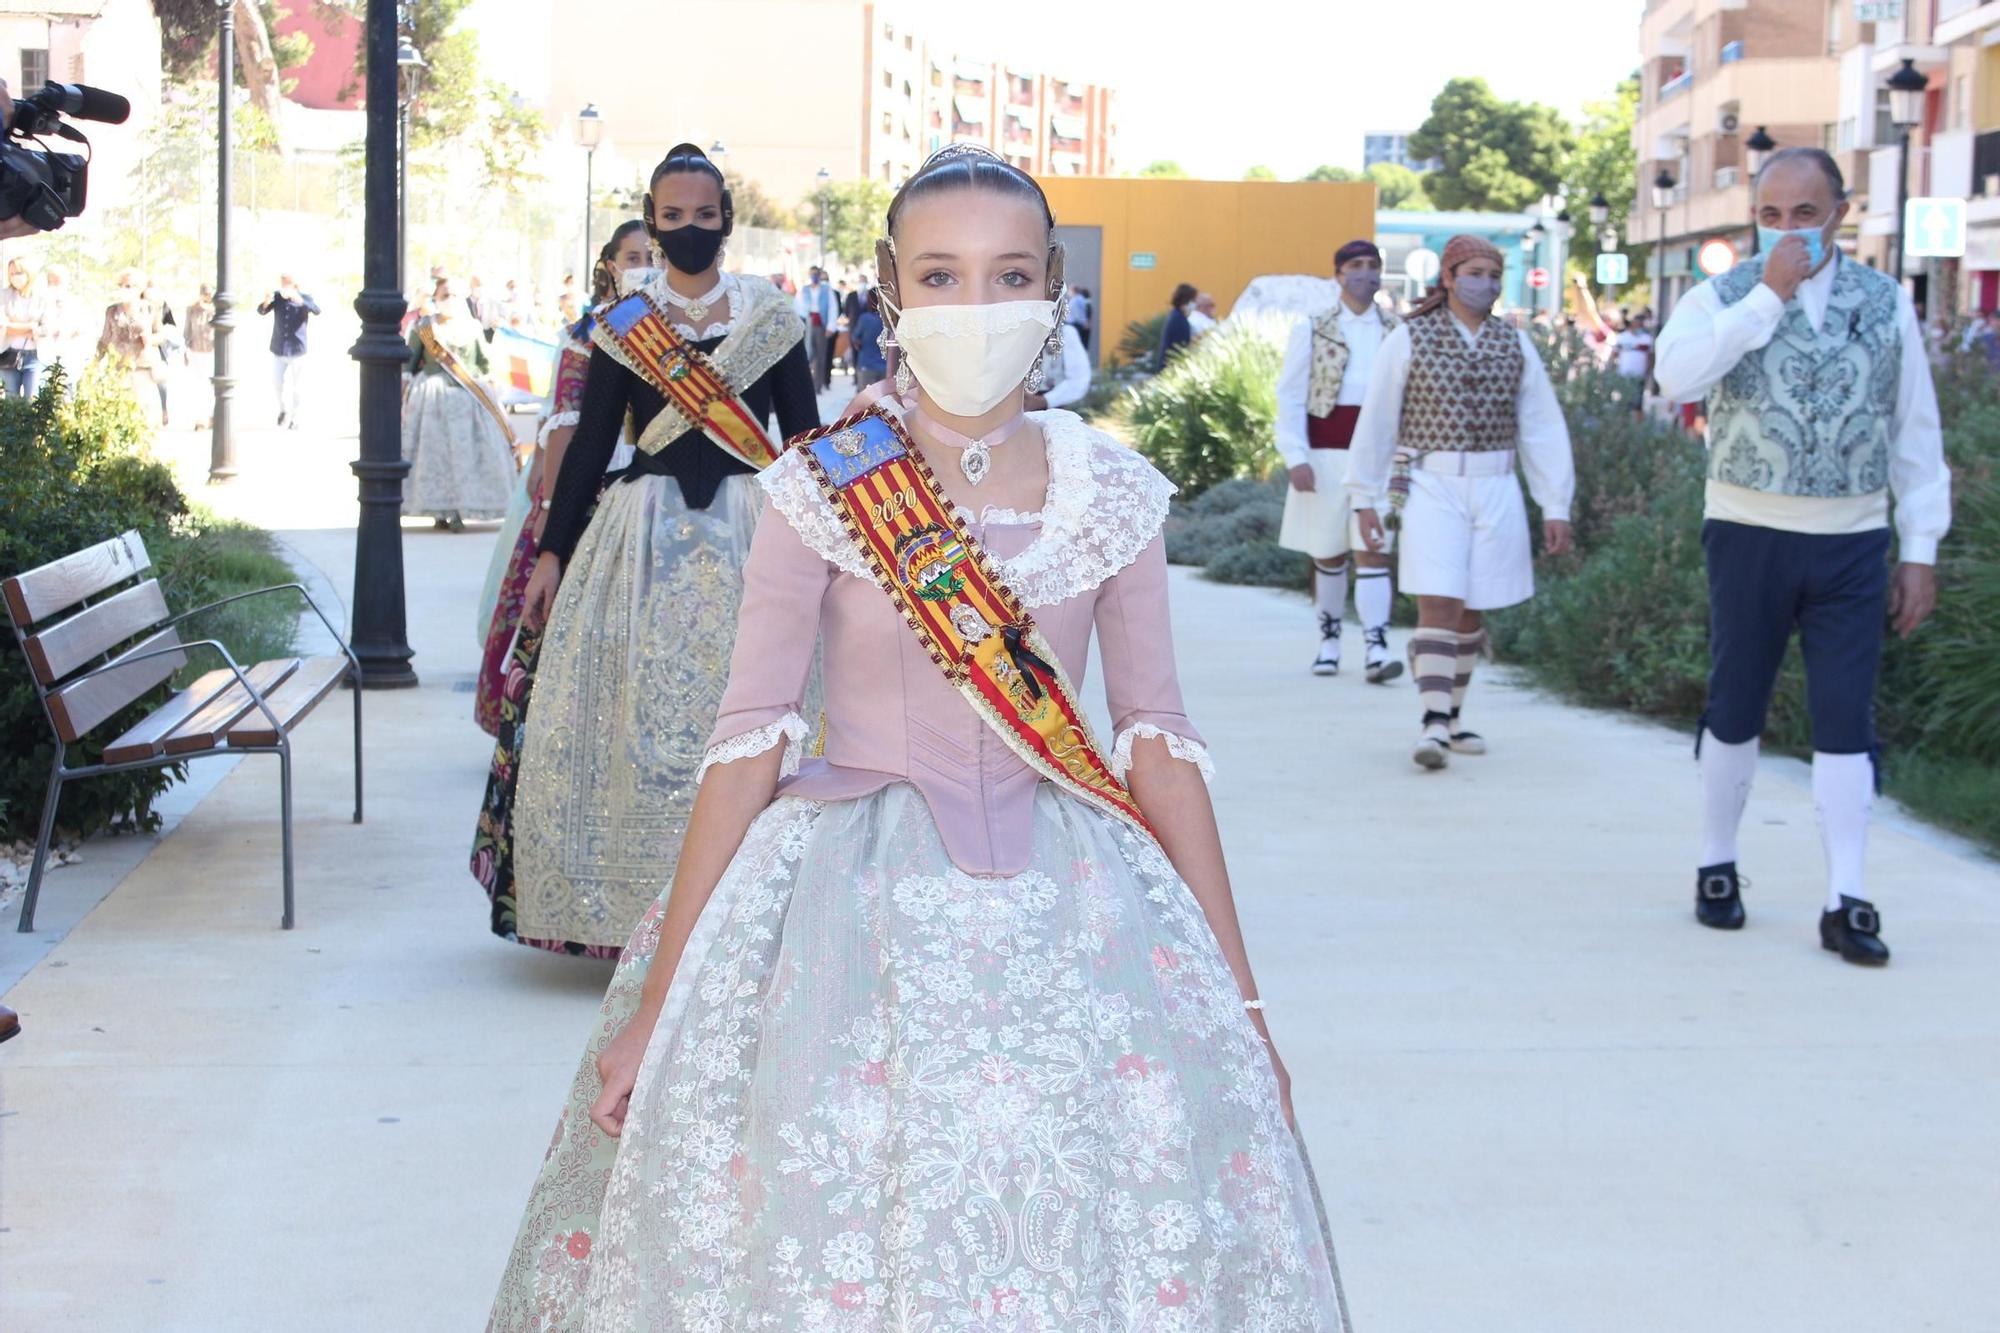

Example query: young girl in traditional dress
[507,145,819,956]
[402,276,519,531]
[489,145,1350,1332]
[470,222,656,951]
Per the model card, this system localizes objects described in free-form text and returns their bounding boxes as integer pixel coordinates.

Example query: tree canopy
[804,179,896,268]
[1300,164,1359,183]
[1366,162,1432,210]
[1242,164,1278,181]
[1564,74,1641,267]
[1137,160,1189,179]
[1409,77,1574,213]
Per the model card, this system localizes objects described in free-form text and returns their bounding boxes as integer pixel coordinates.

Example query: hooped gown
[507,271,820,955]
[488,410,1351,1331]
[401,312,519,522]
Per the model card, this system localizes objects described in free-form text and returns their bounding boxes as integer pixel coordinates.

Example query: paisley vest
[1305,302,1397,416]
[1704,254,1899,498]
[1398,307,1524,454]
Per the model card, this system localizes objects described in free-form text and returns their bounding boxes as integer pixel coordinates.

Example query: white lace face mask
[890,298,1056,417]
[618,267,662,297]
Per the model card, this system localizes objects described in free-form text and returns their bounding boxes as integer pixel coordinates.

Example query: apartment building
[1852,0,2000,316]
[1633,0,1843,313]
[1362,132,1441,172]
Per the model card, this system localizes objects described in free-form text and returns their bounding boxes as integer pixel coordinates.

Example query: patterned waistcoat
[1398,307,1524,454]
[1305,302,1398,418]
[1704,254,1900,498]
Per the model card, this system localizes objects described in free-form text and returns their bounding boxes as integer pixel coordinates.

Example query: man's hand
[1354,507,1387,554]
[1887,562,1937,638]
[1287,463,1315,493]
[1760,233,1813,305]
[1542,519,1574,556]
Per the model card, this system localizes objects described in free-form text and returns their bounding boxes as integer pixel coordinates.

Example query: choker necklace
[908,408,1028,487]
[664,273,727,324]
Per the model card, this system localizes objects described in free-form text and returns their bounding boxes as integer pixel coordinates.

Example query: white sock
[1313,560,1349,639]
[1698,730,1758,867]
[1354,567,1393,636]
[1812,751,1875,912]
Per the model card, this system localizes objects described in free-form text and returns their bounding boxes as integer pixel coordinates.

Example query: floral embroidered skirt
[401,372,518,521]
[487,784,1351,1332]
[510,473,760,951]
[476,511,540,737]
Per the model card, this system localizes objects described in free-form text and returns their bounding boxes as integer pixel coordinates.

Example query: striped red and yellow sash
[796,408,1154,840]
[417,322,516,444]
[594,290,780,470]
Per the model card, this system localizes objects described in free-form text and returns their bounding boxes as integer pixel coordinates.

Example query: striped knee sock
[1410,626,1461,729]
[1451,628,1486,725]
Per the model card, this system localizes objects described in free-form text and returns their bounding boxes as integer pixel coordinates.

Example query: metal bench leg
[17,756,64,934]
[279,739,296,930]
[351,671,364,824]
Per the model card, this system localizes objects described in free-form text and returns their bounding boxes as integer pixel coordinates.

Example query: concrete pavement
[3,405,1999,1331]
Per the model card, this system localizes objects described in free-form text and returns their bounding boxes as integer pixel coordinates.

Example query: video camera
[0,81,130,232]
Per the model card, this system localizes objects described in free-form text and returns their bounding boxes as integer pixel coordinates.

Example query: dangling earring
[894,350,914,397]
[1026,317,1062,393]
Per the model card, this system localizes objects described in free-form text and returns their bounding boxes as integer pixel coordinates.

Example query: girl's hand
[589,1015,653,1137]
[522,551,562,631]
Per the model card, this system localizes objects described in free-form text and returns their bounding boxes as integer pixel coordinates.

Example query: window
[18,48,46,91]
[883,70,892,89]
[1822,123,1839,154]
[882,112,893,133]
[1955,75,1970,129]
[1872,88,1894,146]
[904,34,914,51]
[884,21,894,40]
[1826,0,1843,55]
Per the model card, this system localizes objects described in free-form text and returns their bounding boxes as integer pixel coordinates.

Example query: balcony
[1659,68,1693,102]
[1975,128,2000,196]
[1714,165,1740,190]
[1720,40,1744,64]
[1931,129,1974,200]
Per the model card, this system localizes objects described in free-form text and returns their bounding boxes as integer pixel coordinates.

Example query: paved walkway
[3,406,1998,1331]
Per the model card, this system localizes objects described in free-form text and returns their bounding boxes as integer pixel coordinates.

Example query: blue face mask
[1758,222,1830,271]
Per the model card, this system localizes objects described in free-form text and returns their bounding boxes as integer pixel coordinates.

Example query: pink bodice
[702,412,1209,876]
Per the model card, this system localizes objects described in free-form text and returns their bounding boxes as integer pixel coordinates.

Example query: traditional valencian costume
[471,267,650,954]
[490,145,1349,1331]
[510,237,819,954]
[402,303,520,527]
[1346,234,1574,766]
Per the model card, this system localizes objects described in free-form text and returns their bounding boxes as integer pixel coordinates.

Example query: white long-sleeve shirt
[1273,301,1386,469]
[1652,257,1950,564]
[1343,317,1575,522]
[1039,323,1093,410]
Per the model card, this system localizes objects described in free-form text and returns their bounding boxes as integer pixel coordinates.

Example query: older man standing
[1654,148,1951,967]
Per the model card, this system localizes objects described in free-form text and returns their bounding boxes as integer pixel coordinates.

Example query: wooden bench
[4,530,364,932]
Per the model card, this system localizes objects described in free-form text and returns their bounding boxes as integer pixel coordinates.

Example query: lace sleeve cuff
[697,712,811,784]
[1110,723,1215,784]
[536,408,580,447]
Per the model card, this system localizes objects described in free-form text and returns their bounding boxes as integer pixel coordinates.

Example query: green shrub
[1116,312,1169,369]
[1204,540,1312,591]
[0,363,299,843]
[1115,314,1286,501]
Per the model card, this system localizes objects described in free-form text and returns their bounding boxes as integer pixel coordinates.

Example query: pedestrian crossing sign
[1595,252,1629,285]
[1905,198,1966,259]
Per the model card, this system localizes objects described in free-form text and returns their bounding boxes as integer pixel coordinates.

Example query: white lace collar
[760,409,1175,607]
[660,270,738,341]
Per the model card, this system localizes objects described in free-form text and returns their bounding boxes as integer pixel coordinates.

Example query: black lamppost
[1745,125,1776,179]
[209,0,237,483]
[1887,58,1928,288]
[1652,167,1676,298]
[347,0,417,689]
[815,165,831,265]
[395,40,424,291]
[576,104,603,277]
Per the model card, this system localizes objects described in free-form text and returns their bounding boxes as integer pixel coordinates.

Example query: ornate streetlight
[576,104,604,275]
[815,165,832,265]
[347,0,417,689]
[1887,58,1928,286]
[1745,125,1776,179]
[209,0,237,483]
[395,40,425,291]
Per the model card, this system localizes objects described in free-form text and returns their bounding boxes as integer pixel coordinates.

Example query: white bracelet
[1242,999,1265,1012]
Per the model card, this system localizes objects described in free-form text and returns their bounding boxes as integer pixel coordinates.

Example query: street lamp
[1588,193,1610,229]
[347,0,418,689]
[815,165,832,266]
[1745,125,1776,179]
[209,0,237,483]
[576,104,605,276]
[709,138,727,160]
[1653,168,1676,297]
[395,40,425,293]
[1887,58,1927,287]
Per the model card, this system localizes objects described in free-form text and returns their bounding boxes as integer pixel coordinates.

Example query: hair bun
[664,142,709,160]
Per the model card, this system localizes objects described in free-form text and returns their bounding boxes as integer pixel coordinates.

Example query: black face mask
[654,221,724,275]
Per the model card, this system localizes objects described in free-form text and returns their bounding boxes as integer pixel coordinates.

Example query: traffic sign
[1696,238,1738,276]
[1405,248,1440,284]
[1595,252,1630,285]
[1527,268,1550,290]
[1905,197,1967,259]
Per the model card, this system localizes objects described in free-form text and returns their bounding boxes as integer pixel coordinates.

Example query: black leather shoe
[1820,895,1890,966]
[1695,862,1746,930]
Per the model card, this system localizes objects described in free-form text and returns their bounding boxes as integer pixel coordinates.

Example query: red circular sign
[1527,268,1551,289]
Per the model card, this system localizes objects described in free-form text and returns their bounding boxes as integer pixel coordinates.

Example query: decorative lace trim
[759,410,1176,605]
[696,711,810,784]
[1110,723,1216,784]
[535,408,580,446]
[895,299,1055,337]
